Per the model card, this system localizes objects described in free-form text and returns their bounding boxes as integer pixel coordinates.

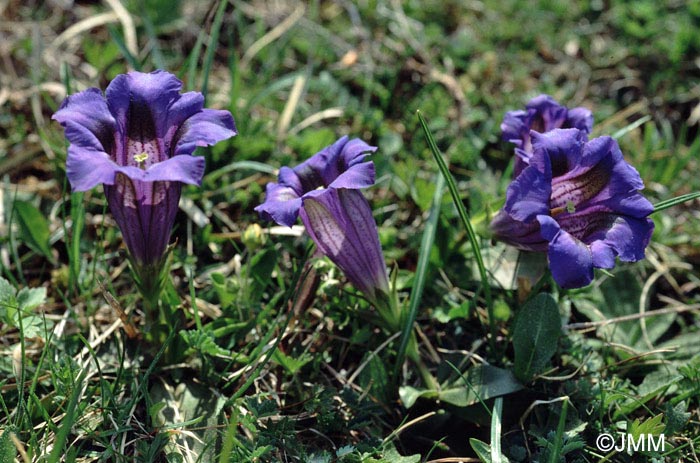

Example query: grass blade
[417,110,495,352]
[200,0,228,103]
[548,398,569,463]
[108,25,140,71]
[185,27,206,90]
[652,191,700,213]
[46,367,87,463]
[393,171,445,382]
[490,397,504,463]
[611,115,651,139]
[141,8,166,70]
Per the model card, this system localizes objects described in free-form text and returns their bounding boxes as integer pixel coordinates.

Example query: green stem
[406,335,438,390]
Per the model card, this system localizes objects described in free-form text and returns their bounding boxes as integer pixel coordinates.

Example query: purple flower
[491,128,654,289]
[255,137,390,305]
[502,94,593,177]
[53,70,237,267]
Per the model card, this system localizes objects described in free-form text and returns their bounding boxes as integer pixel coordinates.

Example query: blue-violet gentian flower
[490,128,654,289]
[502,94,593,177]
[53,70,237,275]
[255,136,390,307]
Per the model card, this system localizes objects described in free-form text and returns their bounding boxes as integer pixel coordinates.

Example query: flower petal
[52,88,117,154]
[501,109,529,146]
[165,91,205,130]
[538,215,594,288]
[530,128,587,177]
[587,215,654,263]
[339,138,378,167]
[105,176,181,265]
[525,95,568,132]
[294,136,376,189]
[173,109,237,156]
[254,182,303,227]
[490,210,548,252]
[66,147,119,191]
[328,161,375,189]
[504,164,551,222]
[113,155,206,186]
[566,107,594,133]
[106,70,184,138]
[300,188,389,303]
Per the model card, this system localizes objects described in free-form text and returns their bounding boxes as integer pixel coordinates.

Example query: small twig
[639,260,691,349]
[102,0,138,60]
[519,396,570,460]
[383,411,437,442]
[277,74,306,138]
[289,107,344,136]
[46,11,120,59]
[346,331,401,385]
[564,303,700,330]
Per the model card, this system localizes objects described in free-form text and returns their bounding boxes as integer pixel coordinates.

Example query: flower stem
[129,253,172,345]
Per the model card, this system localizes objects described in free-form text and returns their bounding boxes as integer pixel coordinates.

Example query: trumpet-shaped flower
[491,128,654,288]
[255,137,390,306]
[53,70,237,270]
[502,94,593,176]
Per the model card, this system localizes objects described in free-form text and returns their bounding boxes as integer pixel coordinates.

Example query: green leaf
[664,402,690,435]
[512,293,561,382]
[0,277,15,301]
[377,447,420,463]
[628,414,665,438]
[470,438,492,463]
[272,349,313,374]
[68,191,85,291]
[150,380,226,462]
[248,248,278,298]
[490,398,506,463]
[181,330,231,358]
[0,278,16,319]
[0,429,17,463]
[16,287,46,312]
[359,353,390,404]
[17,314,48,339]
[400,365,522,408]
[13,201,54,262]
[653,191,700,213]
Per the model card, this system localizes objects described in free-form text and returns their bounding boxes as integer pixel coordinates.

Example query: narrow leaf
[200,0,228,103]
[393,171,445,380]
[548,399,568,463]
[68,191,85,291]
[490,397,505,463]
[653,191,700,213]
[470,438,492,463]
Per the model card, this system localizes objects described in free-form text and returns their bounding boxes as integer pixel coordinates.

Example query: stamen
[550,206,566,216]
[134,152,149,166]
